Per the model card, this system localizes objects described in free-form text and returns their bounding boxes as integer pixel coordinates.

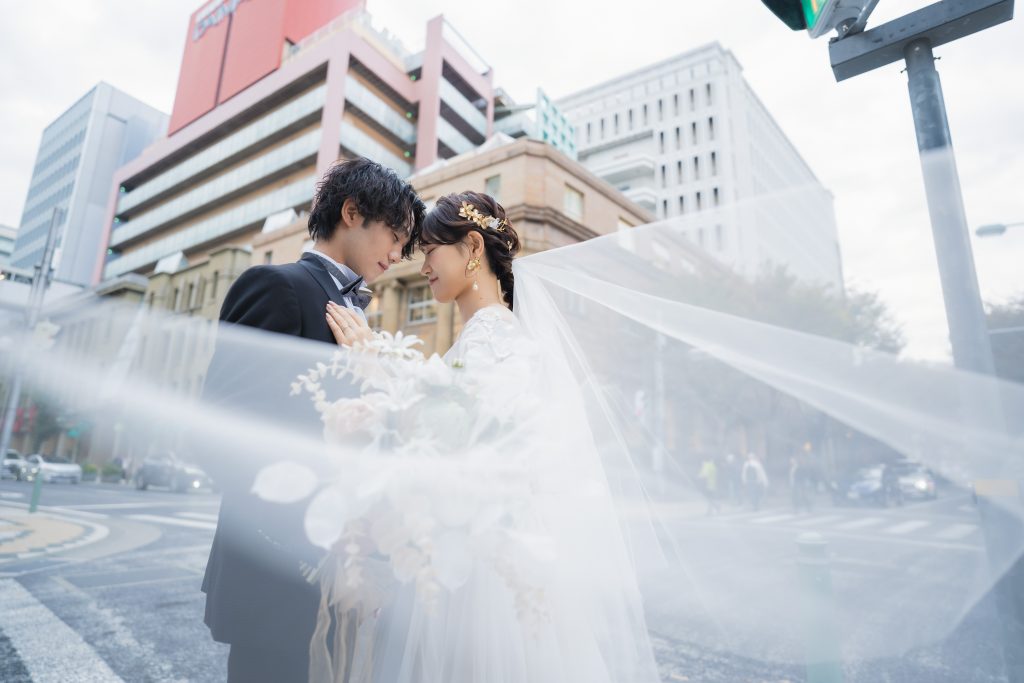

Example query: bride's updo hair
[419,191,521,309]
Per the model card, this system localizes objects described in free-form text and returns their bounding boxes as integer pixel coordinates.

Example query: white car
[27,454,82,484]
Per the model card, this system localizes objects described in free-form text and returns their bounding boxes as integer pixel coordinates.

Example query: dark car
[831,464,904,507]
[135,453,214,493]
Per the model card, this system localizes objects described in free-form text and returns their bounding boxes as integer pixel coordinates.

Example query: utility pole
[0,207,63,465]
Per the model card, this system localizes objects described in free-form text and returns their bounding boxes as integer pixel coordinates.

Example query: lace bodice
[443,305,523,368]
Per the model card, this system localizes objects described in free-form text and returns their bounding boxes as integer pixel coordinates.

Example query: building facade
[9,83,167,286]
[0,225,15,269]
[99,3,505,287]
[557,43,843,288]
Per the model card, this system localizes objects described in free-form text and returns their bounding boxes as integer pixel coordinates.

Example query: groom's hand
[326,301,374,347]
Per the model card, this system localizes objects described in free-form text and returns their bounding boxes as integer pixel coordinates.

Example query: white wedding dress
[327,304,660,683]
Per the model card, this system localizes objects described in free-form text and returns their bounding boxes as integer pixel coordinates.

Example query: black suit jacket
[199,253,354,647]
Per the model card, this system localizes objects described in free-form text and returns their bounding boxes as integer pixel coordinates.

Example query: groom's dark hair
[308,157,425,259]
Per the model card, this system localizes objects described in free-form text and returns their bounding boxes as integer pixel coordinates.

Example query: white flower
[321,396,383,443]
[304,486,352,550]
[251,461,318,503]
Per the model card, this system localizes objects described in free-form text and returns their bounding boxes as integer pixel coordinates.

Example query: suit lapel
[298,253,346,307]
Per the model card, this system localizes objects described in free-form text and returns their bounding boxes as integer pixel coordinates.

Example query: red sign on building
[168,0,364,135]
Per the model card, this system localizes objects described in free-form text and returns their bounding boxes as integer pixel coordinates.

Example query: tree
[986,293,1024,384]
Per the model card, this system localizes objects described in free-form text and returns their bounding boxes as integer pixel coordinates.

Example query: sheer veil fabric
[3,188,1022,680]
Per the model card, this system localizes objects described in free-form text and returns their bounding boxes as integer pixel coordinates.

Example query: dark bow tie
[310,254,372,310]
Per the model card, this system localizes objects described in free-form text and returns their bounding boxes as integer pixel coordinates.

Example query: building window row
[581,83,716,144]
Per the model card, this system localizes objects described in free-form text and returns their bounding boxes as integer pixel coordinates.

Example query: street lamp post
[976,221,1024,237]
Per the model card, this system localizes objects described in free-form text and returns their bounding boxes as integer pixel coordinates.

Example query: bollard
[29,471,43,513]
[796,532,843,683]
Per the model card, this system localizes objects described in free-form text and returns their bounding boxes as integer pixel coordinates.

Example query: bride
[318,191,661,683]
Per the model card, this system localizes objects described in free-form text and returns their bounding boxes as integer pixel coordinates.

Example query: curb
[0,506,110,567]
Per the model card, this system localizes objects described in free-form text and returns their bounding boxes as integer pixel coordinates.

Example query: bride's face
[420,240,471,303]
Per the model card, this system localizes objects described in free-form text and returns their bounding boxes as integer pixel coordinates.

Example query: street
[0,479,226,682]
[0,478,1009,682]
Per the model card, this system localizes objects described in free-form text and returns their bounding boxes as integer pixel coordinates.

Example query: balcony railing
[117,85,327,215]
[345,78,416,145]
[110,129,321,247]
[104,175,316,279]
[439,78,486,137]
[437,117,475,157]
[340,120,412,176]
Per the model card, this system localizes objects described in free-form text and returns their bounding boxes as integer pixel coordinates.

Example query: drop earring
[466,257,481,292]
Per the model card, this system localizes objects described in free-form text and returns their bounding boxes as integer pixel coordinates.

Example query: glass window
[406,285,437,324]
[563,185,584,221]
[485,174,501,201]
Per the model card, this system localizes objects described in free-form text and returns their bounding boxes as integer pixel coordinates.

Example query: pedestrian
[698,456,721,516]
[742,452,769,511]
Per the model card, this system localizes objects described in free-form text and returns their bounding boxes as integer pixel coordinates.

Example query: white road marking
[176,512,219,522]
[793,515,844,526]
[883,520,931,535]
[0,578,123,682]
[750,513,797,524]
[836,516,885,530]
[934,523,979,540]
[128,514,216,531]
[56,501,218,510]
[0,501,110,519]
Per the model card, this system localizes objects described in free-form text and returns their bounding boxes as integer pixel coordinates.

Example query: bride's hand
[326,302,375,347]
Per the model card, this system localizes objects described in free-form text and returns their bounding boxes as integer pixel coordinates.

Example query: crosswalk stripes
[128,514,216,531]
[717,506,981,544]
[0,578,124,682]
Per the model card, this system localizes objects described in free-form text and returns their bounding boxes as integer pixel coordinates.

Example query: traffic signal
[760,0,877,39]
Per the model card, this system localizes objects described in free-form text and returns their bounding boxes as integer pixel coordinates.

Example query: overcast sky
[1,1,1021,360]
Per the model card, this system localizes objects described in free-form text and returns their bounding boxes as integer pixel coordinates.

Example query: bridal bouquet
[252,331,553,622]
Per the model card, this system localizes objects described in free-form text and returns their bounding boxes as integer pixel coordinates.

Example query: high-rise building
[494,89,577,160]
[0,225,15,269]
[98,1,509,287]
[9,83,167,286]
[557,43,843,288]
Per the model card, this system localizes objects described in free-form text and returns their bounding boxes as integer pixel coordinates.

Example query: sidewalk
[0,506,108,564]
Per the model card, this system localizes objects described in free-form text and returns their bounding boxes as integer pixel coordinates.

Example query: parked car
[26,454,83,484]
[2,450,31,480]
[135,453,213,493]
[890,460,938,501]
[831,464,903,507]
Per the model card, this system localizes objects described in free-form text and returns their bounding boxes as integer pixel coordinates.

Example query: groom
[199,157,425,682]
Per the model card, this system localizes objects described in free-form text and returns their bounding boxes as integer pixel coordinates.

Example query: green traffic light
[760,0,807,30]
[801,0,827,31]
